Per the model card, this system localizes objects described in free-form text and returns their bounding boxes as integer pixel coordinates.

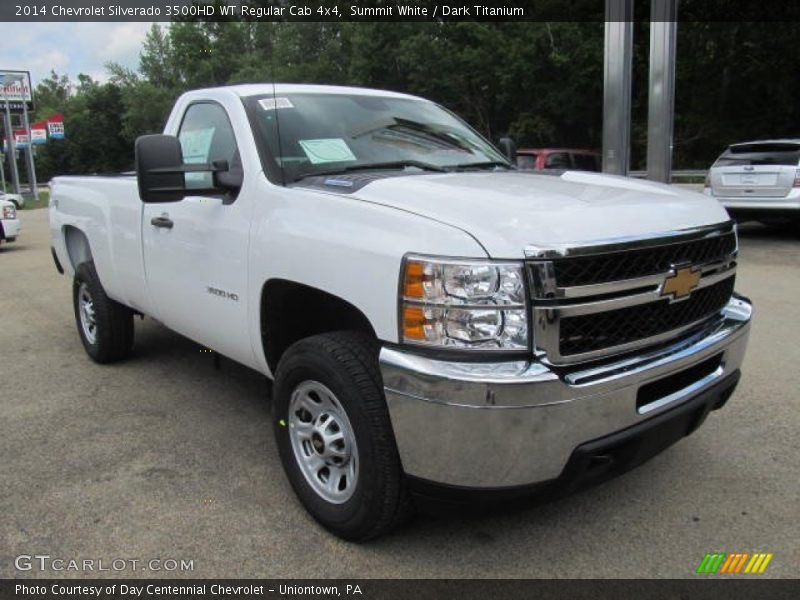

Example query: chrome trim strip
[552,266,735,317]
[524,220,735,259]
[555,272,666,299]
[551,257,735,300]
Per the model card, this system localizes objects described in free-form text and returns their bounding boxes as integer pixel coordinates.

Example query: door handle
[150,215,174,229]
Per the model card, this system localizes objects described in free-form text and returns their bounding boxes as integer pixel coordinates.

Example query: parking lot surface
[1,209,798,578]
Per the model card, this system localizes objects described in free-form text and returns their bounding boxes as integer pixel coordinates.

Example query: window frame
[176,100,243,197]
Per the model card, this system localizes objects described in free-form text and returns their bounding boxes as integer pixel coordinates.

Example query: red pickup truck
[517,148,601,172]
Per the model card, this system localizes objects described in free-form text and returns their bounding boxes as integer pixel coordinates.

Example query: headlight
[400,255,529,351]
[2,205,16,220]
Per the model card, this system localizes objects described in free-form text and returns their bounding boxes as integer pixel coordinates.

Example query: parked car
[49,84,751,540]
[517,148,601,172]
[705,139,800,226]
[0,197,20,245]
[0,190,25,209]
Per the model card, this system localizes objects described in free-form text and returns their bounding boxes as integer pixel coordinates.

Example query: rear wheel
[273,332,411,540]
[73,261,134,363]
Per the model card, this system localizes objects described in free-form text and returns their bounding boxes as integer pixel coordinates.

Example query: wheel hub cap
[78,283,97,345]
[288,380,358,504]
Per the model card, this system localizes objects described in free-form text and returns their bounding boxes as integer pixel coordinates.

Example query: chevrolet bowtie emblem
[661,265,701,300]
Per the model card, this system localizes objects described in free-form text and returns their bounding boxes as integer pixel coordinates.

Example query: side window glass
[545,152,570,169]
[517,154,537,170]
[178,103,238,190]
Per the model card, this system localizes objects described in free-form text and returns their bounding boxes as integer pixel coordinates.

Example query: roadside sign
[47,113,65,139]
[14,129,29,149]
[31,120,47,144]
[0,70,34,111]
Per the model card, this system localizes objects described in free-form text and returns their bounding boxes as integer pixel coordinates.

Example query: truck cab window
[178,103,239,190]
[517,154,537,170]
[545,152,570,169]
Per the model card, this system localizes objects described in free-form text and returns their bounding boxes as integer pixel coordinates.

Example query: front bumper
[380,296,752,489]
[0,218,21,240]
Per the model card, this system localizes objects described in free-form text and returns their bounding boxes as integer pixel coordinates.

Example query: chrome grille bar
[527,221,738,365]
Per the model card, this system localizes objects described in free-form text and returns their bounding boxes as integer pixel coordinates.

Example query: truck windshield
[243,92,508,183]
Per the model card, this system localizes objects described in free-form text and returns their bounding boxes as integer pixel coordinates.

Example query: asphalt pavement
[1,208,798,578]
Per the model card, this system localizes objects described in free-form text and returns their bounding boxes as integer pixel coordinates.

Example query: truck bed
[50,175,152,315]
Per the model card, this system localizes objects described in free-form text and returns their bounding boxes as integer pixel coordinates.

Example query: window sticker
[259,97,294,111]
[299,138,358,164]
[179,128,215,163]
[179,128,215,187]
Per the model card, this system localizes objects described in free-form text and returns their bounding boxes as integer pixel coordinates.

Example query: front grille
[553,231,737,287]
[559,276,735,356]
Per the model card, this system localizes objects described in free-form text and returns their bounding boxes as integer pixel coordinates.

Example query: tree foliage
[25,20,800,182]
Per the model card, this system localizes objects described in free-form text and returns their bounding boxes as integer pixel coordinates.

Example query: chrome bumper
[380,296,752,488]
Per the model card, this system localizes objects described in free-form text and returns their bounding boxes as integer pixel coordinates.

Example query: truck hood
[349,171,729,258]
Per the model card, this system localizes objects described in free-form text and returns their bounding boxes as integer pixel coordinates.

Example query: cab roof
[186,83,426,102]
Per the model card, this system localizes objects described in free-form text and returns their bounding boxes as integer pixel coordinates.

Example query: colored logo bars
[696,552,773,574]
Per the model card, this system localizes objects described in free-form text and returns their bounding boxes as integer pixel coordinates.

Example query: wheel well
[63,226,93,271]
[261,279,377,373]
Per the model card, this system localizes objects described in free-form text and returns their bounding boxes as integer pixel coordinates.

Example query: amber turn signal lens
[403,260,426,299]
[402,305,427,340]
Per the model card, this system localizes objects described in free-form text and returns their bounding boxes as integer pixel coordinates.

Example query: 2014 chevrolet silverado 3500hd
[49,84,752,540]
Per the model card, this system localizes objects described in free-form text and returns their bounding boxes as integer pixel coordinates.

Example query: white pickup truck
[1,196,20,245]
[50,84,752,540]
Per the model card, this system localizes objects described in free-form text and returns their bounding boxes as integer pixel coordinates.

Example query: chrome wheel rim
[288,380,358,504]
[78,283,97,345]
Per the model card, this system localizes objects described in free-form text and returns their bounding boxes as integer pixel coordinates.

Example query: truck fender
[260,279,377,374]
[63,226,93,271]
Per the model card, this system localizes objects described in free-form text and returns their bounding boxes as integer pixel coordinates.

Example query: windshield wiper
[296,160,448,181]
[351,117,472,152]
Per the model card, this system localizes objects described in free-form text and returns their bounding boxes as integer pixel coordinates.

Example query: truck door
[141,101,257,368]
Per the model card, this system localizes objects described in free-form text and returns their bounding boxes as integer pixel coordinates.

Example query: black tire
[273,332,411,540]
[73,261,134,363]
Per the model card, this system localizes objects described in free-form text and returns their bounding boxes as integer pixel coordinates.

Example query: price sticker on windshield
[299,138,358,164]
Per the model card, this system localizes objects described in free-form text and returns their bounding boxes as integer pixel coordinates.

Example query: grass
[671,175,707,184]
[19,191,49,210]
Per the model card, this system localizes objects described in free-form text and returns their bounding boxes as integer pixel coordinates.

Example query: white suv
[705,139,800,226]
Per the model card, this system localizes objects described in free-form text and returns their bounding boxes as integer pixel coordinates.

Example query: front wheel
[273,332,411,540]
[73,261,134,363]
